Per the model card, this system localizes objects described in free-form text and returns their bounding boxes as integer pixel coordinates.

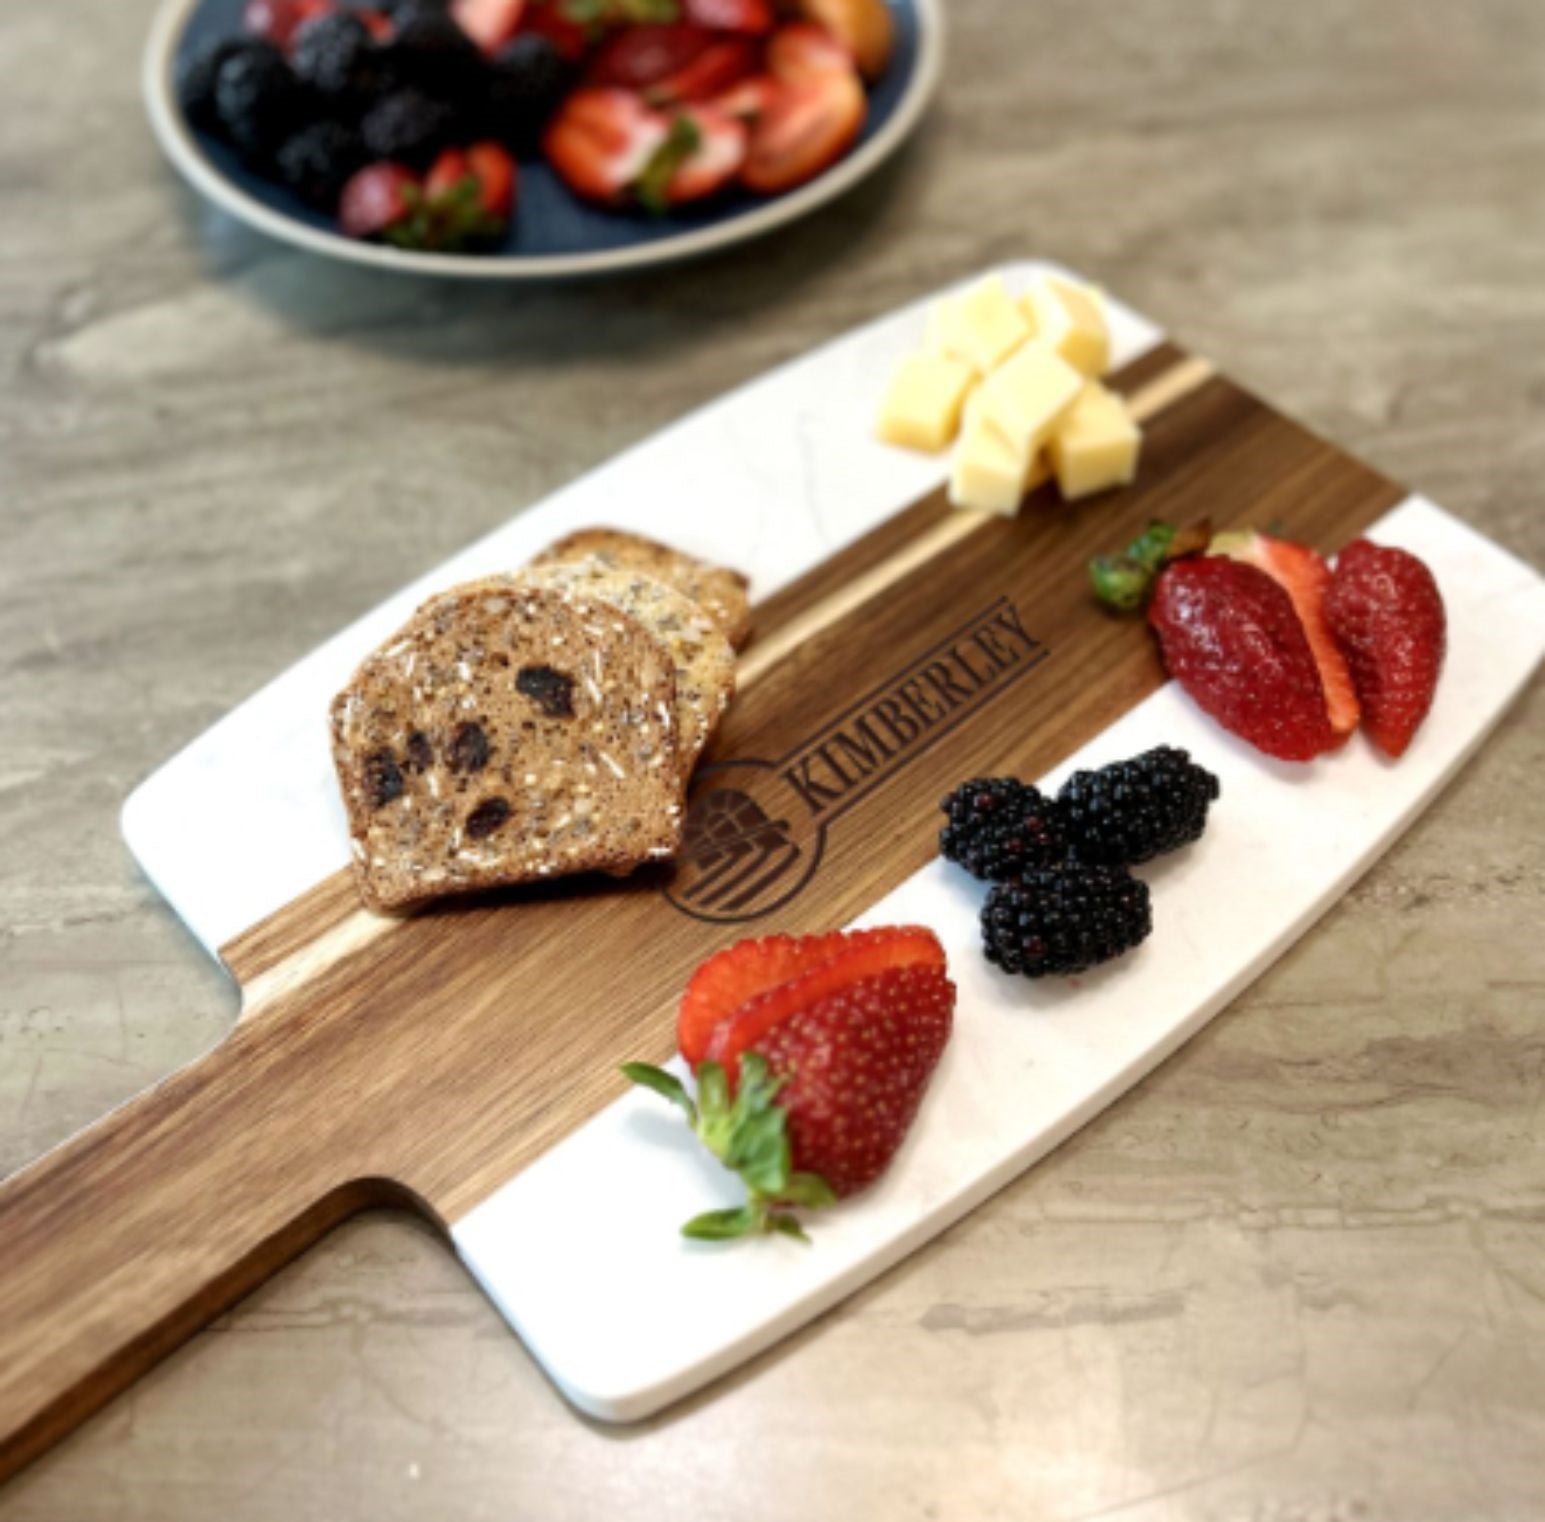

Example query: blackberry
[361,89,458,170]
[939,777,1066,883]
[276,121,368,209]
[385,4,486,99]
[176,37,245,135]
[291,12,381,112]
[1056,745,1220,868]
[215,40,306,164]
[484,34,576,154]
[982,866,1152,979]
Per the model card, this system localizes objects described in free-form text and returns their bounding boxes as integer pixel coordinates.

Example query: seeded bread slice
[529,528,753,650]
[524,560,737,779]
[331,577,684,912]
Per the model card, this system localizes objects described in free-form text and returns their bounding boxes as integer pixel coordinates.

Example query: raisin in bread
[525,560,736,779]
[332,577,684,912]
[529,528,753,650]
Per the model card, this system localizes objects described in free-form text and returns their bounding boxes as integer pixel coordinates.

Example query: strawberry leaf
[1090,520,1212,613]
[621,1062,696,1123]
[682,1204,763,1240]
[634,112,702,215]
[625,1052,838,1244]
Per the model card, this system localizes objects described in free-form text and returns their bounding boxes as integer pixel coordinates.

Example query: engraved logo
[664,598,1048,924]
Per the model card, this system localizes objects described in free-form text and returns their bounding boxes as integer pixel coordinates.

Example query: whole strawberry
[1149,558,1336,762]
[1325,539,1446,758]
[626,961,954,1241]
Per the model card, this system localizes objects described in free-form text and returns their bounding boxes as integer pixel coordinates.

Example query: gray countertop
[2,1,1543,1517]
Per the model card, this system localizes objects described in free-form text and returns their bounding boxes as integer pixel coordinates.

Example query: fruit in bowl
[175,0,896,252]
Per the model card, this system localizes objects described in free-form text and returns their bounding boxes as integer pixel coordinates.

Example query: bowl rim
[142,0,946,280]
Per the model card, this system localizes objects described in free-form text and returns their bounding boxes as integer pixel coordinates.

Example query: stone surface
[2,0,1544,1517]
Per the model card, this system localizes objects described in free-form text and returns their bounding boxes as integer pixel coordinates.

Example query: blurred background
[2,2,1543,1518]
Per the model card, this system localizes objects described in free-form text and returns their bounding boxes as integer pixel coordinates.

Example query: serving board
[2,265,1542,1479]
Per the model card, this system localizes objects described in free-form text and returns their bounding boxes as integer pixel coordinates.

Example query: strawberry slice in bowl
[637,103,748,209]
[741,66,867,195]
[543,87,672,204]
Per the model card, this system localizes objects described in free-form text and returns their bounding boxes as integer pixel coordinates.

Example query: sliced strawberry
[243,0,334,49]
[425,147,473,201]
[647,35,760,106]
[426,142,518,218]
[544,87,670,202]
[1325,540,1447,758]
[1219,532,1360,743]
[626,957,956,1239]
[754,964,954,1198]
[797,0,893,80]
[712,72,780,121]
[636,103,747,207]
[741,67,865,194]
[339,161,420,240]
[588,24,717,91]
[453,0,526,54]
[684,0,775,34]
[678,929,854,1065]
[1149,558,1337,762]
[766,20,854,83]
[703,925,945,1081]
[466,141,518,216]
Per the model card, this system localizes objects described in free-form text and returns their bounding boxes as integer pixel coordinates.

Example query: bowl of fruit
[144,0,942,277]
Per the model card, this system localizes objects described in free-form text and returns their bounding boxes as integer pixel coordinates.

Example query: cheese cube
[1049,381,1142,499]
[1023,274,1110,378]
[930,276,1032,375]
[977,342,1084,458]
[950,401,1036,517]
[875,351,978,452]
[923,298,966,362]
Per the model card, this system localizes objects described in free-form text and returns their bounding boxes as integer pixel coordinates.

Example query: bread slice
[529,528,753,650]
[525,560,736,778]
[331,577,684,912]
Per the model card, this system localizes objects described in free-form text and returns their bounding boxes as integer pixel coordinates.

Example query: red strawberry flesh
[766,20,854,83]
[750,964,955,1198]
[740,68,865,194]
[544,88,669,202]
[646,36,760,106]
[702,926,946,1080]
[1223,532,1360,742]
[678,928,853,1065]
[588,24,717,91]
[1325,540,1446,758]
[658,103,747,204]
[1149,558,1337,762]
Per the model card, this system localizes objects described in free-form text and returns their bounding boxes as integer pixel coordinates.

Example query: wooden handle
[0,1014,397,1482]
